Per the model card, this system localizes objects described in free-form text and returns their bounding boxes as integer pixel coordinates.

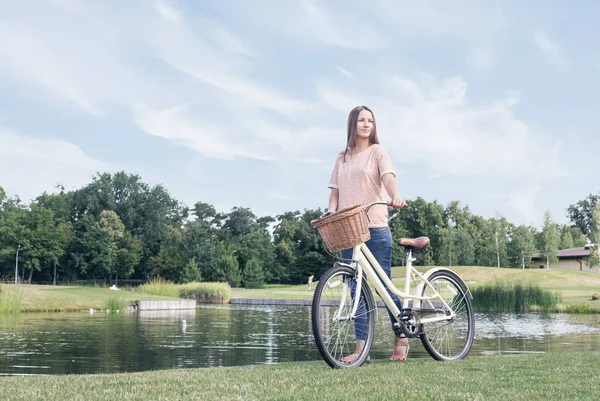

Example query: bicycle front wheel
[419,269,475,361]
[311,264,376,368]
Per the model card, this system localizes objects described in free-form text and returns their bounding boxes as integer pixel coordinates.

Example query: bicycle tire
[311,264,377,368]
[419,269,475,361]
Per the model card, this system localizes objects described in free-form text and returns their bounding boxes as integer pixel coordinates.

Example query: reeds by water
[0,285,22,314]
[139,277,180,297]
[179,282,231,304]
[139,278,231,303]
[471,281,561,313]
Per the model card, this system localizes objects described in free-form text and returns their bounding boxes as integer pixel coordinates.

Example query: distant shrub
[591,293,600,301]
[180,282,231,304]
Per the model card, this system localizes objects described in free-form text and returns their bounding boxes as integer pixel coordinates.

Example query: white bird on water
[181,319,187,332]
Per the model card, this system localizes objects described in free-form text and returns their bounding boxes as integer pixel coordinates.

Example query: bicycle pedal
[398,308,413,321]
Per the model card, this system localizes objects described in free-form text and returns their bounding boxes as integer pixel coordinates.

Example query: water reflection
[0,305,598,376]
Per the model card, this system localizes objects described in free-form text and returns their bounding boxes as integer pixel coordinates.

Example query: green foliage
[214,253,242,287]
[3,173,600,287]
[179,282,231,304]
[591,293,600,301]
[538,210,560,269]
[587,203,600,269]
[508,225,535,268]
[561,229,574,249]
[0,285,22,314]
[180,258,202,284]
[567,193,599,236]
[471,282,561,312]
[243,258,265,289]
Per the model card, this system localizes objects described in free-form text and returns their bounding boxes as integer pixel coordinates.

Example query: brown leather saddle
[397,236,430,250]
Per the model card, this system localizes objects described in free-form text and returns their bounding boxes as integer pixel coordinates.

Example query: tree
[561,230,574,250]
[587,203,600,269]
[243,258,265,289]
[539,211,559,269]
[214,253,242,287]
[508,225,535,269]
[567,193,599,236]
[180,257,202,283]
[115,231,143,283]
[70,215,112,281]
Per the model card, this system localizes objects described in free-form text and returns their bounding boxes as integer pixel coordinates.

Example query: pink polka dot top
[328,144,396,228]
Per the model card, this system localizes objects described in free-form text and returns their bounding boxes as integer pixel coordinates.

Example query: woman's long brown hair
[343,105,379,161]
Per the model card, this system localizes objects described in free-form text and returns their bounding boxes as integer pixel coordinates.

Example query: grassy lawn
[0,284,179,312]
[2,351,599,400]
[232,266,600,311]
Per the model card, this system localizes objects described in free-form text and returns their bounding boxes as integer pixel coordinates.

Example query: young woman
[326,105,409,362]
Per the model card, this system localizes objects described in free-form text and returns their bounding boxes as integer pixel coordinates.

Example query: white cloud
[506,185,542,226]
[336,67,354,79]
[132,104,273,161]
[0,128,117,203]
[154,0,181,24]
[316,73,564,181]
[533,30,568,66]
[0,21,103,116]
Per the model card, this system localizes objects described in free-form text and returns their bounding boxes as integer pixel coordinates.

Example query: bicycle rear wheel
[311,264,376,368]
[419,270,475,361]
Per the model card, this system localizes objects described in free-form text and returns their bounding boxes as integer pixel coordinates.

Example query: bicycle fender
[414,267,473,304]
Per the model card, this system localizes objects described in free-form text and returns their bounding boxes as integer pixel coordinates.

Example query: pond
[0,305,599,376]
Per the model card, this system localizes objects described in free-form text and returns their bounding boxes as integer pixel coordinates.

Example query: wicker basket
[311,204,370,252]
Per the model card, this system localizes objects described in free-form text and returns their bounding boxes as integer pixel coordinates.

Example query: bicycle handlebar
[364,201,389,215]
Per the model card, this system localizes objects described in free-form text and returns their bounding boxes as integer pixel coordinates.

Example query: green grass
[0,285,22,314]
[11,284,179,312]
[1,351,599,400]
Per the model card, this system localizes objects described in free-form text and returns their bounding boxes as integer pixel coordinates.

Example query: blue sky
[1,0,599,229]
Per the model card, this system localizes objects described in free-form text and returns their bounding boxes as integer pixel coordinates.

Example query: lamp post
[14,245,20,285]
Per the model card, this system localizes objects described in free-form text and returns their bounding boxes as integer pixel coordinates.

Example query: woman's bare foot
[389,336,409,361]
[341,339,370,363]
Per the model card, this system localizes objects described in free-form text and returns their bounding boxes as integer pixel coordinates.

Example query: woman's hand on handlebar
[388,197,407,209]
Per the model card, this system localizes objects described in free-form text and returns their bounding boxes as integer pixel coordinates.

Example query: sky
[1,0,599,230]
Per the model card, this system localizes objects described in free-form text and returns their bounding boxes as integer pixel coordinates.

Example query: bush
[180,282,231,304]
[591,293,600,301]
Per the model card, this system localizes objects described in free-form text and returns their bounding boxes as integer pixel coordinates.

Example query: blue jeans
[340,227,403,340]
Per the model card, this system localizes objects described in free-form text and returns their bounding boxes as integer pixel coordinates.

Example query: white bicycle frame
[336,242,458,325]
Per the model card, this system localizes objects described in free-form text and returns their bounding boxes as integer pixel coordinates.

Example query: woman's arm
[328,188,339,211]
[382,174,406,208]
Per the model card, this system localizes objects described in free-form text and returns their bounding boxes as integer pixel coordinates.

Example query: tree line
[0,172,598,288]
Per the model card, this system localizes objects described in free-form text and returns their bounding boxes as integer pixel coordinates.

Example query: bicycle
[311,201,475,368]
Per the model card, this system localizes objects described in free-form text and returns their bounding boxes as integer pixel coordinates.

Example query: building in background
[531,244,599,273]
